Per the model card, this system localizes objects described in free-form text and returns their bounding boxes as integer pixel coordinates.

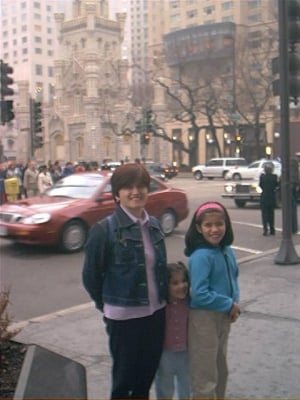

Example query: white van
[192,157,248,180]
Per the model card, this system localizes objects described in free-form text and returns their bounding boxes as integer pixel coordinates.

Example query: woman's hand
[229,302,240,323]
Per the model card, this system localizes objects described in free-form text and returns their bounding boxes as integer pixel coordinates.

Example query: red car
[0,172,189,253]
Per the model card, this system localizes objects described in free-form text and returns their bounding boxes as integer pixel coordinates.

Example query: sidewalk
[13,246,300,399]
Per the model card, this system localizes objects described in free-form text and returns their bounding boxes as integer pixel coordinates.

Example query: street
[1,176,300,322]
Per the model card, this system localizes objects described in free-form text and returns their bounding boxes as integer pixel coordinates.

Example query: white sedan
[225,159,281,181]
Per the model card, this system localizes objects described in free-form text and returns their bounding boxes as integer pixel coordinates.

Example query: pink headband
[196,202,224,219]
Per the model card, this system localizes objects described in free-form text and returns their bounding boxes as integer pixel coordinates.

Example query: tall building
[0,0,72,102]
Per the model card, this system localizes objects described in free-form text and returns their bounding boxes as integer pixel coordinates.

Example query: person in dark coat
[259,162,279,236]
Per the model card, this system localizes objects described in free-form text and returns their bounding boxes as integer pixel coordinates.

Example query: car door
[204,159,223,178]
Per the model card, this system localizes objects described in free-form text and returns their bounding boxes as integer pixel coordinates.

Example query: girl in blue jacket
[184,201,240,399]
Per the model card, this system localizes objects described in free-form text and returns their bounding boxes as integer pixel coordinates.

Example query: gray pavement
[12,245,300,399]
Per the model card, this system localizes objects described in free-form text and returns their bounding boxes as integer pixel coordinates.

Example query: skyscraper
[0,0,72,102]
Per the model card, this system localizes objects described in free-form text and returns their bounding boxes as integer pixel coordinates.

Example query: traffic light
[31,99,43,133]
[0,100,14,123]
[135,119,142,134]
[143,133,150,145]
[0,60,14,98]
[32,134,44,149]
[0,60,14,124]
[272,0,300,104]
[146,109,153,131]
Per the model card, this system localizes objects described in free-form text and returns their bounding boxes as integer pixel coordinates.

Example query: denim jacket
[82,206,168,311]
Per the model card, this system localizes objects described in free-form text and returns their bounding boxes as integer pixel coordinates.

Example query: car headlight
[22,213,51,224]
[224,184,234,193]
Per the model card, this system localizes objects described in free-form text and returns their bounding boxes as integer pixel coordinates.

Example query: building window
[12,28,17,34]
[170,0,180,8]
[34,25,41,31]
[47,50,53,56]
[35,48,42,54]
[22,37,27,43]
[222,1,233,10]
[170,14,180,24]
[22,48,28,55]
[48,66,54,77]
[34,1,40,8]
[35,36,42,43]
[47,5,52,12]
[35,64,43,75]
[13,39,17,45]
[47,28,52,34]
[222,15,233,22]
[3,31,8,37]
[187,9,197,18]
[3,42,8,48]
[248,0,261,8]
[13,51,17,57]
[47,39,52,45]
[34,13,41,20]
[21,2,26,8]
[248,14,261,23]
[203,5,215,14]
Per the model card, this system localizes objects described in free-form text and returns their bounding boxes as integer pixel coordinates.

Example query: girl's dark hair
[110,163,150,202]
[184,201,234,256]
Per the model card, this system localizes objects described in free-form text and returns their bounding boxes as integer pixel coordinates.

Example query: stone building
[41,0,138,164]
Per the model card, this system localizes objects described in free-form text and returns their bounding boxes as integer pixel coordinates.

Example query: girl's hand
[229,302,240,323]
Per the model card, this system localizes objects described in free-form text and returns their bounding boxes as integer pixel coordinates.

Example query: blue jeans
[155,350,190,399]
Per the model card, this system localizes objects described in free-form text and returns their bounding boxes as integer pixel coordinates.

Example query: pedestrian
[184,201,240,400]
[23,160,39,198]
[155,261,190,400]
[82,162,168,400]
[37,165,53,194]
[259,162,279,236]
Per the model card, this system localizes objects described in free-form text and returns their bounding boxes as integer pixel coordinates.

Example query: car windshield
[46,174,105,199]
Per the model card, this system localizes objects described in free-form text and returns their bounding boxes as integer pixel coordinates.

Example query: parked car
[222,179,281,208]
[0,172,189,253]
[192,157,247,180]
[224,159,281,181]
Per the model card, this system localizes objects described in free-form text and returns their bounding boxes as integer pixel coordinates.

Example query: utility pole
[273,0,300,265]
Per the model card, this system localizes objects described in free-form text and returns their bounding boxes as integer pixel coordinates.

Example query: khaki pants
[188,309,230,399]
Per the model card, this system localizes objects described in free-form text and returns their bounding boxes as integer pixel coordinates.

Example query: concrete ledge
[14,344,87,399]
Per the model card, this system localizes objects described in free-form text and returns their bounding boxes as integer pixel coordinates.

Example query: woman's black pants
[105,307,165,399]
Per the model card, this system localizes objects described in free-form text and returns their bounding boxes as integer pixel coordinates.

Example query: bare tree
[223,22,278,160]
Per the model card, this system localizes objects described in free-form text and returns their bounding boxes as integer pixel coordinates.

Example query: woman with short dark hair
[82,163,168,399]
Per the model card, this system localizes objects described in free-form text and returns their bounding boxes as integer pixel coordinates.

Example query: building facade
[146,0,295,166]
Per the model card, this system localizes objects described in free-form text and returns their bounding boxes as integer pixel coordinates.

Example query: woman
[82,163,168,399]
[37,165,53,194]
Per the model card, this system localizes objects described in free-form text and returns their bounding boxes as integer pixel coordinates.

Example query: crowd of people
[0,159,111,204]
[82,163,240,400]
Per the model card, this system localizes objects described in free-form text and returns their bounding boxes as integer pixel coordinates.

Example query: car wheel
[232,173,242,181]
[234,199,246,208]
[160,209,176,236]
[59,219,87,253]
[194,171,203,180]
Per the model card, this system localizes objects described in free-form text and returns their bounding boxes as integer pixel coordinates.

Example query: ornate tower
[46,0,132,163]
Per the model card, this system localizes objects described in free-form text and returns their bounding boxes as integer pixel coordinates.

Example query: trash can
[4,177,19,202]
